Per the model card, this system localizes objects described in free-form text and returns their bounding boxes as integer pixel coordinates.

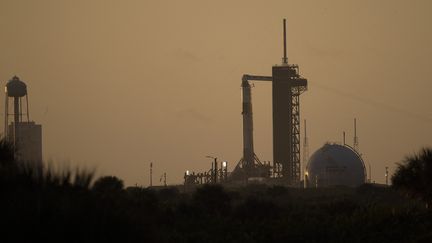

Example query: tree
[392,147,432,204]
[93,175,124,194]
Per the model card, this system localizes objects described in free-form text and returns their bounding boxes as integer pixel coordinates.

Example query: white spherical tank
[305,143,366,187]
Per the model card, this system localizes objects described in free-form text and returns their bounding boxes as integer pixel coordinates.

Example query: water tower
[4,76,42,163]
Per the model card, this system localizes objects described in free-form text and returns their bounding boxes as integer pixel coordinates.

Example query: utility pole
[302,119,309,181]
[206,155,218,184]
[163,172,167,187]
[214,158,218,183]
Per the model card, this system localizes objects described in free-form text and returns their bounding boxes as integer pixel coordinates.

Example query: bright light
[186,170,190,176]
[222,161,227,167]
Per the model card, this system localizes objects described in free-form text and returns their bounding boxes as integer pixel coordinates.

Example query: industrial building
[4,76,42,164]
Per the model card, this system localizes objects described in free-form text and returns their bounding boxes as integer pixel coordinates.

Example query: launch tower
[272,19,307,184]
[233,19,308,185]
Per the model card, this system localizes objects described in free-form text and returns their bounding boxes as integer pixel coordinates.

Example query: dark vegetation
[392,148,432,205]
[1,141,432,243]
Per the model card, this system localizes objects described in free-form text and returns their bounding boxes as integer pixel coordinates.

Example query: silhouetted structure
[302,119,309,182]
[354,118,359,152]
[231,19,308,185]
[305,143,366,187]
[230,75,272,182]
[4,76,42,164]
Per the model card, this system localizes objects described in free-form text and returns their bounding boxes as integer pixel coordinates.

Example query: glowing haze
[1,0,431,185]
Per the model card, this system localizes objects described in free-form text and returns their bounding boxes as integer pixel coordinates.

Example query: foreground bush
[392,147,432,205]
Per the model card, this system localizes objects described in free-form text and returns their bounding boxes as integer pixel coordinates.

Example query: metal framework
[232,19,308,185]
[4,76,30,142]
[290,86,307,182]
[272,64,307,184]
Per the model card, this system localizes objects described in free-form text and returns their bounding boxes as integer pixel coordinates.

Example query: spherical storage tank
[305,143,366,187]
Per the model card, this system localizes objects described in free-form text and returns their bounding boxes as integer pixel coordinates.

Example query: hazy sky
[1,0,431,185]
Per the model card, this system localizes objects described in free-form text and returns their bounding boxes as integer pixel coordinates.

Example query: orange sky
[1,0,431,185]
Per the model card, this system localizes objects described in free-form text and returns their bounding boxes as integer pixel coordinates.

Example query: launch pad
[184,19,308,186]
[232,19,308,185]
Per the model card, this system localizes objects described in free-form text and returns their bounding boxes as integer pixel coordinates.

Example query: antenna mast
[282,19,288,64]
[354,118,359,151]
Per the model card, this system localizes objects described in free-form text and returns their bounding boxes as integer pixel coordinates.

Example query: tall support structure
[353,118,359,152]
[4,76,30,140]
[4,76,42,163]
[272,19,307,184]
[282,19,288,65]
[302,119,309,180]
[233,19,307,185]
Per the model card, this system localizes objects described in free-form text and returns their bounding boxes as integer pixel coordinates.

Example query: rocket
[241,78,255,169]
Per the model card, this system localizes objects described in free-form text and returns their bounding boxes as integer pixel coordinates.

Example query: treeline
[1,141,432,242]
